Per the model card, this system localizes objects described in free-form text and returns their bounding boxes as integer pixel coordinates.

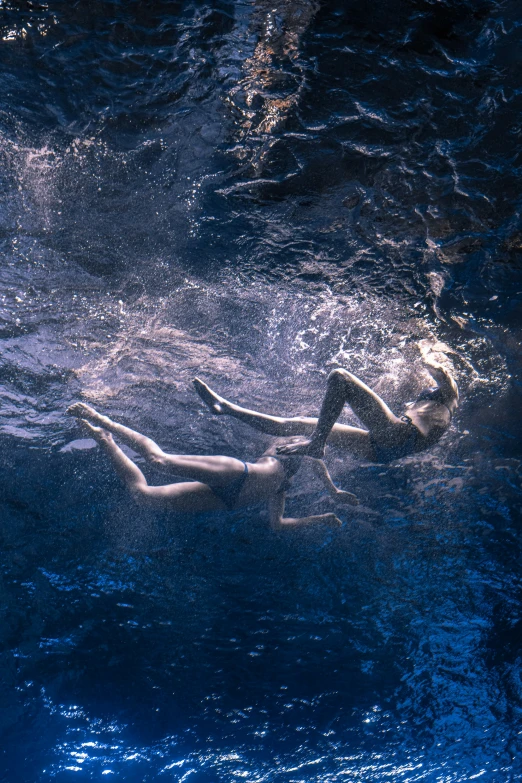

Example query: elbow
[271,516,296,529]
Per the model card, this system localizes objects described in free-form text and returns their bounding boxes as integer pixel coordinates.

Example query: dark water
[1,1,521,780]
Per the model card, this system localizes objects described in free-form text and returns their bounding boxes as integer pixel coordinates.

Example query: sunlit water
[1,2,521,781]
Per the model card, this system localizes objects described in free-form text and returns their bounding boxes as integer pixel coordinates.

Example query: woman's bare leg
[80,421,227,513]
[68,403,248,488]
[193,378,373,457]
[81,421,148,493]
[193,378,319,436]
[68,403,166,460]
[278,369,402,457]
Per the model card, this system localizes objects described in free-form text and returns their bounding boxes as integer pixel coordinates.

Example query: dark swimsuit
[208,455,302,509]
[369,387,452,464]
[369,420,420,463]
[275,454,302,492]
[208,461,249,510]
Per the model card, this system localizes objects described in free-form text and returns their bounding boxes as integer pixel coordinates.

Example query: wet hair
[414,385,455,419]
[415,386,447,404]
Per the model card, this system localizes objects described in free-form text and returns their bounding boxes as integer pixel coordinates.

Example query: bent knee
[328,368,354,385]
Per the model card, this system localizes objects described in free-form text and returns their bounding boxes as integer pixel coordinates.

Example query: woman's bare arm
[268,490,341,529]
[309,459,359,505]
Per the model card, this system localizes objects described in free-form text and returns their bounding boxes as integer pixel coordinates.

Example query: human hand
[335,490,359,506]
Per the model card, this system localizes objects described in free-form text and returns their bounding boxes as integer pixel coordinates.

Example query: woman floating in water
[193,357,458,464]
[66,403,358,529]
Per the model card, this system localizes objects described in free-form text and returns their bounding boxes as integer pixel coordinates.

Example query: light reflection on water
[5,418,522,780]
[38,693,497,781]
[1,245,518,782]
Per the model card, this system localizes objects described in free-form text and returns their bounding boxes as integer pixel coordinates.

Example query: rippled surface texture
[1,1,522,780]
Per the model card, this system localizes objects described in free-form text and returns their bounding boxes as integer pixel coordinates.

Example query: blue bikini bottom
[208,454,302,510]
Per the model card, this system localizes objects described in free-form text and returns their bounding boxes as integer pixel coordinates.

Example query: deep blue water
[1,1,522,780]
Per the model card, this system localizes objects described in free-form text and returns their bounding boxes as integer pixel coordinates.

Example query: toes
[277,442,297,453]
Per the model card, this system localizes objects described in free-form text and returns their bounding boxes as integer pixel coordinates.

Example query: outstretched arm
[309,459,359,506]
[268,490,342,529]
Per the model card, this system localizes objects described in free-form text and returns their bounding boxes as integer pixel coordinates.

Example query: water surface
[1,1,521,780]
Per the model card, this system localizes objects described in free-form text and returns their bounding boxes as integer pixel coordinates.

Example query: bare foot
[276,438,325,458]
[67,402,104,423]
[335,490,359,506]
[79,419,113,445]
[193,378,229,415]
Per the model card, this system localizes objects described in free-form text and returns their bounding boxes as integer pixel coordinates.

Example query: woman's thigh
[157,454,247,485]
[336,370,401,432]
[140,481,228,513]
[327,424,374,458]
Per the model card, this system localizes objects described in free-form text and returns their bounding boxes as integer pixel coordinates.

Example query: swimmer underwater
[66,402,359,529]
[193,350,458,465]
